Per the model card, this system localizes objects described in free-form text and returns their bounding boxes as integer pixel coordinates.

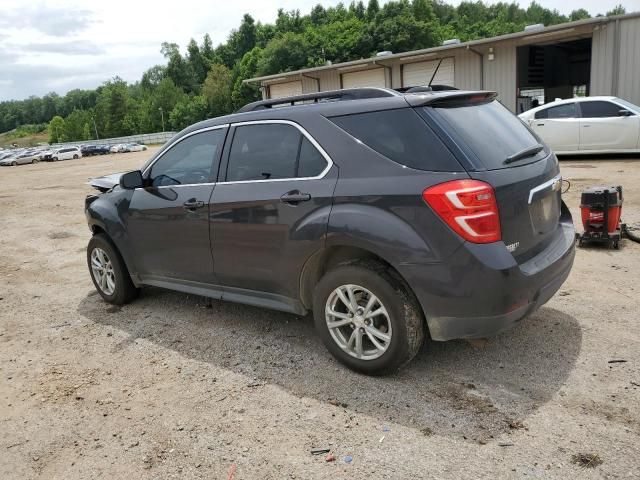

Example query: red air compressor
[577,185,623,249]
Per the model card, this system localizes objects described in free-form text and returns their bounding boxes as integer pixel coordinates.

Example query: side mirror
[618,109,633,117]
[119,170,144,189]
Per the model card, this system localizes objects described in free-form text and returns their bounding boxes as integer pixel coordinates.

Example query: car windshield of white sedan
[615,98,640,114]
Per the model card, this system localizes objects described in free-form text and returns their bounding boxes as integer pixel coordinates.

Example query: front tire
[73,154,79,159]
[313,262,425,375]
[87,234,139,305]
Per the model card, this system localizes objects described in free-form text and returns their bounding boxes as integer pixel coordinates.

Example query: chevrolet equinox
[85,88,575,375]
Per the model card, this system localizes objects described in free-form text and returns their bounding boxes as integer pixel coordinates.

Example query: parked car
[81,145,99,156]
[51,146,82,161]
[109,144,127,153]
[126,143,148,152]
[95,145,111,155]
[519,96,640,155]
[85,88,575,375]
[0,150,39,166]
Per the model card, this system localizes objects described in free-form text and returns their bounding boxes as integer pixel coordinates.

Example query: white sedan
[518,96,640,155]
[126,143,148,152]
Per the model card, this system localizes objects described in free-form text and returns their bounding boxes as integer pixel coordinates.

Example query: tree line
[0,1,627,143]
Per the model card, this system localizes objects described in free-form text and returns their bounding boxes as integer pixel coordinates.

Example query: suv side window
[298,137,327,177]
[226,123,327,181]
[330,108,460,172]
[150,129,225,187]
[535,103,576,119]
[580,101,623,118]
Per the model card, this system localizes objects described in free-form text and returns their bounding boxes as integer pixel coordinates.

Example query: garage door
[269,81,302,99]
[402,57,455,87]
[341,68,386,88]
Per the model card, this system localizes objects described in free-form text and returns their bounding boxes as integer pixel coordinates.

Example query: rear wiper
[503,144,544,165]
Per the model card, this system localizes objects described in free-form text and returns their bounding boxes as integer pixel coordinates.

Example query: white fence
[51,131,177,148]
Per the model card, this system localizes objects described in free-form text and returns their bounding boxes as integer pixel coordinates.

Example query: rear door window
[329,108,461,171]
[431,100,546,170]
[536,103,577,119]
[225,123,328,181]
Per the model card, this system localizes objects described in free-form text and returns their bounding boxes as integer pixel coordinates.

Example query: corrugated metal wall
[453,49,482,90]
[617,17,640,105]
[590,24,615,96]
[483,40,517,111]
[591,16,640,105]
[317,70,342,91]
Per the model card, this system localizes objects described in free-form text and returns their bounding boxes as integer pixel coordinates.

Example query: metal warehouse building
[245,12,640,113]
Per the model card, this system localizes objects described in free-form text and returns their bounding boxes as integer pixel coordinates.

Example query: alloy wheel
[325,284,392,360]
[90,247,116,295]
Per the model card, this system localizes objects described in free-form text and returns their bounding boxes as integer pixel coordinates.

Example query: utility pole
[92,116,99,140]
[158,107,165,133]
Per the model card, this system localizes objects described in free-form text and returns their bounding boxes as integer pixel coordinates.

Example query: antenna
[428,58,444,87]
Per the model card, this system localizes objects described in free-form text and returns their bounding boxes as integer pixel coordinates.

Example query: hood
[88,172,124,192]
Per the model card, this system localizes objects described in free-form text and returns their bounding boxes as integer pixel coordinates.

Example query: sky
[0,0,638,101]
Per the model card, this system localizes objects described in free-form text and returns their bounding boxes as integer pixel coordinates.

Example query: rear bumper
[399,214,575,341]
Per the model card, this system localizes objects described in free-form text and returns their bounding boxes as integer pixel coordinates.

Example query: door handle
[183,199,205,210]
[583,124,591,127]
[536,123,545,126]
[280,190,311,204]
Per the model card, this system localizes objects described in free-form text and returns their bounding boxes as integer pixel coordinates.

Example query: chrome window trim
[141,124,229,177]
[217,119,334,185]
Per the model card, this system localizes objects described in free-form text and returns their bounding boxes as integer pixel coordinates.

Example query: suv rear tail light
[422,180,501,243]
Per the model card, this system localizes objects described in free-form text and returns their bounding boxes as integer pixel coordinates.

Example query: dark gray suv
[85,88,575,375]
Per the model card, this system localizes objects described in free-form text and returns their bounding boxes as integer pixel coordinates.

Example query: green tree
[202,64,233,117]
[95,77,132,137]
[257,32,310,75]
[569,9,590,21]
[48,116,65,143]
[366,0,380,20]
[83,122,91,141]
[231,47,264,109]
[606,4,626,16]
[169,95,209,130]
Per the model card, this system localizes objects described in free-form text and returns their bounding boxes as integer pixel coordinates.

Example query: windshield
[428,100,547,170]
[615,98,640,114]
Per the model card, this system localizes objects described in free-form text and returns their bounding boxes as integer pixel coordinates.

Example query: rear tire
[11,161,17,166]
[313,262,425,375]
[87,234,139,305]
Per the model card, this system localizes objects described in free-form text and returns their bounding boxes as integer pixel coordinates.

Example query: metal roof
[244,11,640,84]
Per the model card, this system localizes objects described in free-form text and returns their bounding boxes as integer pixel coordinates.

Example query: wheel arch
[299,245,426,326]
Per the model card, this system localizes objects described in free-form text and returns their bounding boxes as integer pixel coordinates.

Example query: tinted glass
[330,108,459,171]
[434,100,543,169]
[298,137,326,177]
[226,124,301,181]
[150,129,225,187]
[536,103,577,119]
[580,101,623,118]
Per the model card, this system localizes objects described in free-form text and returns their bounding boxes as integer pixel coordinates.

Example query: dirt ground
[0,150,639,479]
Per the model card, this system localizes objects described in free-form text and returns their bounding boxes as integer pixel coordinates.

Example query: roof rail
[237,87,401,113]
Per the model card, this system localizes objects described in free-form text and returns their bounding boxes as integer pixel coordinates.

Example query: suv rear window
[431,100,545,169]
[330,108,461,172]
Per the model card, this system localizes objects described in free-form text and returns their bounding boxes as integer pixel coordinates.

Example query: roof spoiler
[405,90,497,107]
[237,88,401,113]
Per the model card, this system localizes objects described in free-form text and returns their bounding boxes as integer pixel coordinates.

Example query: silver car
[0,151,39,166]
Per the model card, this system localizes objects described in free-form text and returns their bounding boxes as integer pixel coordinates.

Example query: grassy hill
[0,126,49,148]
